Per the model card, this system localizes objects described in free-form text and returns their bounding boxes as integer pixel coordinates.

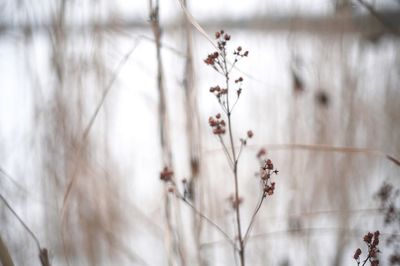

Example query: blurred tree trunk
[0,235,14,266]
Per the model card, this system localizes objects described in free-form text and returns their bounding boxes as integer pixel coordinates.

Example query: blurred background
[0,0,399,265]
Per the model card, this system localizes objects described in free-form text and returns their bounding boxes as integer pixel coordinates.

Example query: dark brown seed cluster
[209,85,228,99]
[375,182,400,265]
[209,113,226,135]
[354,231,380,265]
[257,149,278,197]
[204,31,250,113]
[160,166,173,182]
[233,46,249,58]
[204,52,219,66]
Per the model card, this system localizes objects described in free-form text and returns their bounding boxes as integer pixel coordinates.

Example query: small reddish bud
[247,130,253,138]
[354,248,362,260]
[215,32,221,39]
[257,148,267,158]
[160,167,174,182]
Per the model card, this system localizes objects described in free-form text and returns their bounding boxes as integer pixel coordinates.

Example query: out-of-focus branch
[0,194,50,266]
[357,0,400,36]
[0,234,14,266]
[205,143,400,167]
[2,12,400,36]
[149,1,186,265]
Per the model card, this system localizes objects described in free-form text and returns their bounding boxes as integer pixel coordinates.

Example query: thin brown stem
[243,192,265,246]
[235,142,245,163]
[0,194,41,250]
[217,135,234,169]
[178,196,237,249]
[0,194,50,266]
[222,49,245,265]
[361,254,371,266]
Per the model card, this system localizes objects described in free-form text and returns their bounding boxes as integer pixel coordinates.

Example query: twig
[82,38,141,140]
[62,38,141,211]
[243,192,265,246]
[179,196,237,249]
[0,194,50,266]
[357,0,400,36]
[0,194,41,250]
[216,135,235,169]
[223,50,245,266]
[204,143,400,167]
[361,253,371,266]
[0,168,26,192]
[201,227,398,247]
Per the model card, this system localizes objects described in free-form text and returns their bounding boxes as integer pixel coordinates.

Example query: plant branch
[223,51,245,266]
[361,253,371,266]
[357,0,400,36]
[243,192,265,246]
[178,196,237,249]
[0,194,41,250]
[217,135,235,169]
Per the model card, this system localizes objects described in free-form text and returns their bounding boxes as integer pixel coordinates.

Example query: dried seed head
[354,248,362,260]
[160,167,174,182]
[257,148,267,158]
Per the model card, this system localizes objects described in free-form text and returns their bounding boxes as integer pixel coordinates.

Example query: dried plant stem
[357,0,400,36]
[181,0,204,263]
[217,135,234,169]
[149,1,186,265]
[0,194,50,266]
[223,50,245,264]
[180,197,237,249]
[243,192,265,246]
[228,113,245,265]
[0,194,41,250]
[361,254,371,266]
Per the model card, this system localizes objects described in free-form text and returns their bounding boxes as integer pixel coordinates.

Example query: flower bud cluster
[209,113,226,135]
[261,159,278,196]
[353,231,380,265]
[209,85,228,99]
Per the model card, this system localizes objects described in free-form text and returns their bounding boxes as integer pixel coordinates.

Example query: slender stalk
[180,197,237,249]
[243,193,265,245]
[222,47,245,266]
[361,254,371,266]
[0,194,50,266]
[149,1,181,265]
[0,194,41,250]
